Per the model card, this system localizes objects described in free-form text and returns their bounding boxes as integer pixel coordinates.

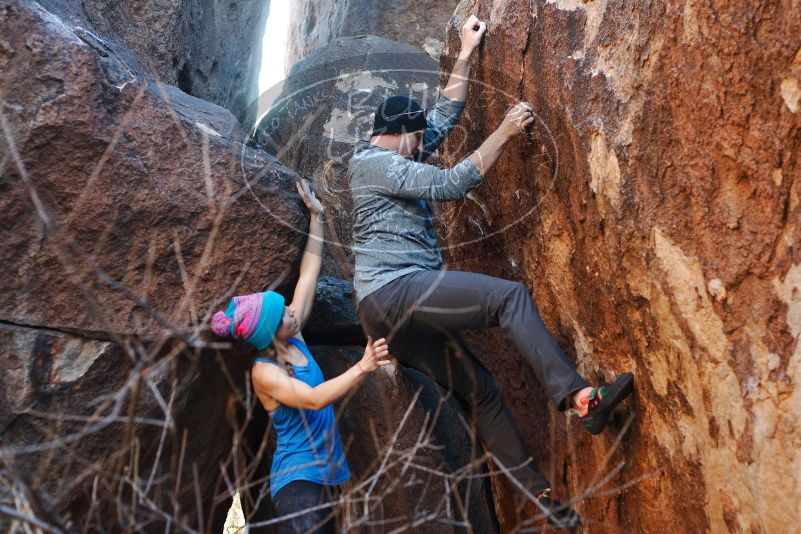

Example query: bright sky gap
[257,0,291,123]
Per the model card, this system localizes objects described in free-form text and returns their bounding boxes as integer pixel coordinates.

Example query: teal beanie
[214,291,286,350]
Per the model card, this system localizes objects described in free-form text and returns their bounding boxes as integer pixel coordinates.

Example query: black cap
[371,96,427,137]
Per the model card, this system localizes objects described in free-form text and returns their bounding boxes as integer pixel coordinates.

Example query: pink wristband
[356,361,366,374]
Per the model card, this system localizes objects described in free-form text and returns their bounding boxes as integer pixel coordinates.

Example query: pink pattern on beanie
[211,311,232,337]
[232,293,263,341]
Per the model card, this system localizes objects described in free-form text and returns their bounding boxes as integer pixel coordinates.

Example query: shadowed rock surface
[285,0,461,67]
[302,276,363,345]
[1,1,303,529]
[0,2,304,337]
[435,0,801,531]
[0,323,255,531]
[255,35,440,277]
[78,0,270,125]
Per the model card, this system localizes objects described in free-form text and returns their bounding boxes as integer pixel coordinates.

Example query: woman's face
[274,306,299,341]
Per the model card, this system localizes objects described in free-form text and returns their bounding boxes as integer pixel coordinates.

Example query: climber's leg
[359,302,551,495]
[361,270,589,410]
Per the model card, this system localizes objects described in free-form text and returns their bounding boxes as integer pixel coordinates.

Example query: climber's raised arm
[442,15,486,102]
[419,15,486,161]
[289,179,325,329]
[467,102,535,175]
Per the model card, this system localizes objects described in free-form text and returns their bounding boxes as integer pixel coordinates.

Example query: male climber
[348,14,634,529]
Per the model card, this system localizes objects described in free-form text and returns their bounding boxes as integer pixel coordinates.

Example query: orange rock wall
[438,1,801,531]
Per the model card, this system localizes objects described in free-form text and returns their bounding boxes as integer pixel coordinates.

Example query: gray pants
[357,270,589,494]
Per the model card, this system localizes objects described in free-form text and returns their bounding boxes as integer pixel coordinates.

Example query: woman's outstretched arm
[290,179,325,329]
[252,337,390,411]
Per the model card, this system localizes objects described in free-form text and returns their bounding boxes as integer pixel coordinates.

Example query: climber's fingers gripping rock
[295,179,325,217]
[499,101,535,138]
[461,15,487,51]
[359,336,392,373]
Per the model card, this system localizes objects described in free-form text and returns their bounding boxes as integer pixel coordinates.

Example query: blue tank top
[253,337,350,497]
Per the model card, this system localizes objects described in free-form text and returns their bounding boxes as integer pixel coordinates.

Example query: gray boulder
[285,0,461,65]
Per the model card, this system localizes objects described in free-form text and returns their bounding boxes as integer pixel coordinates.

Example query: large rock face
[255,36,440,277]
[0,0,303,529]
[78,0,270,126]
[1,2,303,339]
[437,1,801,532]
[285,0,461,67]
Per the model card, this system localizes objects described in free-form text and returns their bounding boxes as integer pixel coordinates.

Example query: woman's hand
[296,179,325,218]
[358,337,391,373]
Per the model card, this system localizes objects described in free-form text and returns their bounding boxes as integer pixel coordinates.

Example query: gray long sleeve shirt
[348,95,484,304]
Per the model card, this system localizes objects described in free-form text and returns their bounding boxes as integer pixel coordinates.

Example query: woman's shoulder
[251,358,285,386]
[250,362,284,412]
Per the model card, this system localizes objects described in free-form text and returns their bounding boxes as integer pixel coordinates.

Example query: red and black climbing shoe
[534,488,580,531]
[580,372,635,435]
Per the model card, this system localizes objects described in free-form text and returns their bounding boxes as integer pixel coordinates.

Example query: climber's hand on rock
[359,337,391,373]
[460,15,486,55]
[295,179,325,218]
[498,101,535,139]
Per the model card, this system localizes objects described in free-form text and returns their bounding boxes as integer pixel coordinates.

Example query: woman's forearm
[298,213,324,277]
[259,339,388,411]
[306,364,365,409]
[292,213,324,325]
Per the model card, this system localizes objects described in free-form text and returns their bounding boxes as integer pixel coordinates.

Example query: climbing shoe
[580,372,635,435]
[535,488,580,530]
